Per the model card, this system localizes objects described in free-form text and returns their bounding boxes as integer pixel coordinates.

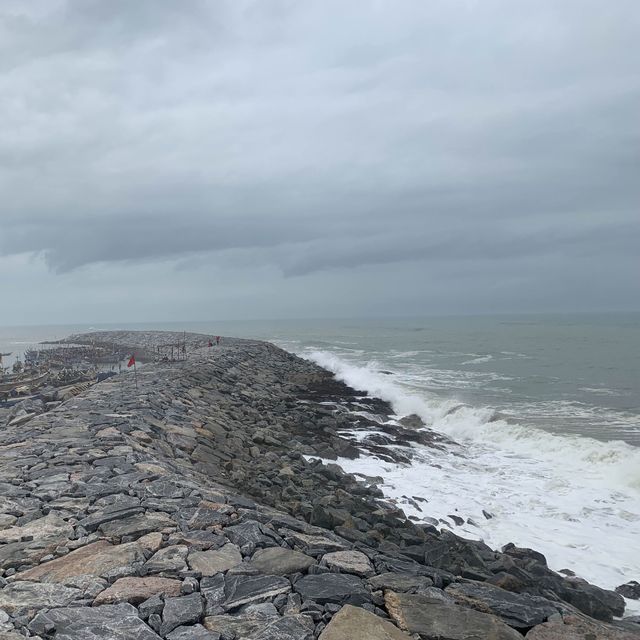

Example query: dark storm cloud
[0,0,639,315]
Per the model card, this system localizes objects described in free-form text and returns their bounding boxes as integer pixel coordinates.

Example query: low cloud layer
[1,1,638,323]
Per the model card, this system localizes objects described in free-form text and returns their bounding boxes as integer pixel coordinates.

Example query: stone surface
[166,624,221,640]
[367,572,433,593]
[223,574,291,610]
[445,581,560,628]
[18,534,161,581]
[188,544,243,576]
[0,581,81,613]
[250,547,315,575]
[525,614,640,640]
[161,593,205,636]
[29,602,161,640]
[145,545,189,575]
[319,604,412,640]
[385,590,522,640]
[294,573,370,606]
[93,576,183,605]
[253,614,315,640]
[99,512,176,539]
[616,581,640,600]
[203,614,263,638]
[323,550,375,577]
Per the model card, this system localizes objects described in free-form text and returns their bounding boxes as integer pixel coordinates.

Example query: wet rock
[384,590,522,640]
[615,581,640,600]
[93,576,182,605]
[161,593,205,636]
[322,550,374,577]
[319,604,412,639]
[249,547,315,575]
[188,544,242,576]
[294,573,370,606]
[524,613,640,639]
[552,577,626,621]
[445,581,560,629]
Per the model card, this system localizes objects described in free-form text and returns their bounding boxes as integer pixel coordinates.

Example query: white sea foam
[461,354,493,364]
[304,348,640,606]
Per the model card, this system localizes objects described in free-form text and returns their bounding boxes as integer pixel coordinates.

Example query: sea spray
[304,348,640,603]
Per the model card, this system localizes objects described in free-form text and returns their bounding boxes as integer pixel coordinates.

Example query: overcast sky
[1,0,638,325]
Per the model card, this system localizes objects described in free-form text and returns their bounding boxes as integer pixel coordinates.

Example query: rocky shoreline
[0,330,638,639]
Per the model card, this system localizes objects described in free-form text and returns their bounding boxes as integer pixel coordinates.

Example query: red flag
[127,354,136,368]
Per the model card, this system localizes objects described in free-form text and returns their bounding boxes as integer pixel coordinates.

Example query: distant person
[216,336,221,346]
[208,340,213,347]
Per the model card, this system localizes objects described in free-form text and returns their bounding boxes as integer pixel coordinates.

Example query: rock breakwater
[0,331,637,639]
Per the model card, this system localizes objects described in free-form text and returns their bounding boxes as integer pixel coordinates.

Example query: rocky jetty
[0,330,637,640]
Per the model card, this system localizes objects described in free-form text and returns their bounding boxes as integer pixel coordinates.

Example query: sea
[1,313,639,610]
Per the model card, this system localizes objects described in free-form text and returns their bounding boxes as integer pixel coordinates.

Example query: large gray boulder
[188,544,242,576]
[294,573,370,606]
[223,574,291,610]
[249,547,315,575]
[160,593,204,636]
[319,604,412,639]
[252,614,315,640]
[0,581,82,614]
[385,591,522,640]
[29,603,161,640]
[445,581,560,628]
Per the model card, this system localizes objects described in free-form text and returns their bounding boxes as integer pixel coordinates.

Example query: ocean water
[2,314,639,609]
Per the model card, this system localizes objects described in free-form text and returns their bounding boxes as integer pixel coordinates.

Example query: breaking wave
[304,348,640,598]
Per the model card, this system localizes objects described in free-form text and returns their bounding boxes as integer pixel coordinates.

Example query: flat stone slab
[445,581,560,628]
[166,624,221,640]
[188,543,242,575]
[99,512,176,538]
[524,615,640,640]
[29,603,161,640]
[249,547,315,575]
[0,513,73,545]
[367,572,433,593]
[323,550,374,577]
[204,614,263,638]
[385,591,522,640]
[93,576,182,605]
[294,573,370,606]
[144,545,189,574]
[18,534,161,581]
[280,529,349,552]
[253,614,315,640]
[0,581,82,614]
[319,604,412,640]
[223,574,291,610]
[161,593,205,636]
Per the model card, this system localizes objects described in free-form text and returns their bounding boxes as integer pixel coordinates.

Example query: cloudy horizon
[1,1,639,325]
